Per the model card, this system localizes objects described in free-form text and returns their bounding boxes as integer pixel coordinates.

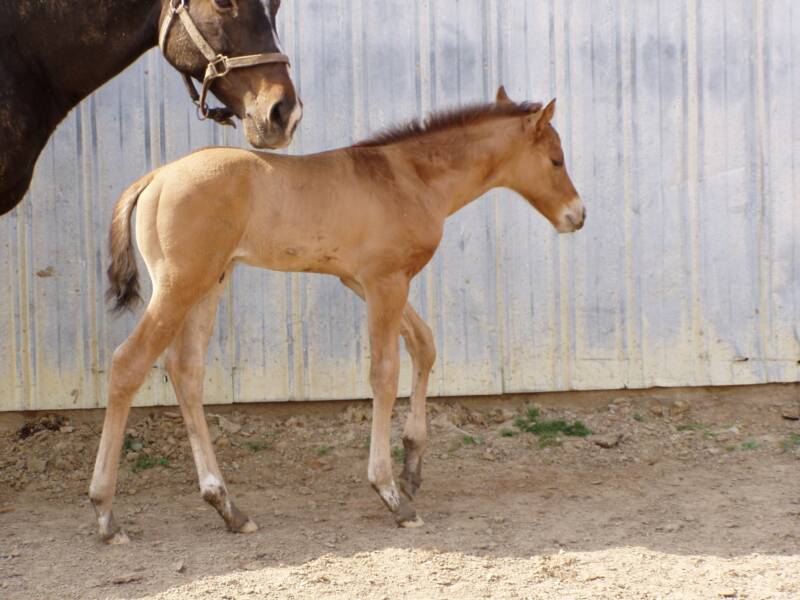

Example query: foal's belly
[234,236,352,278]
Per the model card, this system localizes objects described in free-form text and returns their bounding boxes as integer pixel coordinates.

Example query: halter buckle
[205,55,231,79]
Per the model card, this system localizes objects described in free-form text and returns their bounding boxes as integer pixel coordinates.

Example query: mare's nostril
[269,98,294,130]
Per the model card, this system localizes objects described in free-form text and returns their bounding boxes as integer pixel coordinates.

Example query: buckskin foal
[92,86,585,543]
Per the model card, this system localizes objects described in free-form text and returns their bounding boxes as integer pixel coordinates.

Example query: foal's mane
[353,100,542,148]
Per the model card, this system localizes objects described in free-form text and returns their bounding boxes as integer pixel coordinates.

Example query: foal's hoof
[103,529,131,545]
[399,516,425,529]
[235,518,259,534]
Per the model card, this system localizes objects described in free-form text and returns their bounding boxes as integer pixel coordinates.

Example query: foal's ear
[496,85,512,104]
[523,98,557,137]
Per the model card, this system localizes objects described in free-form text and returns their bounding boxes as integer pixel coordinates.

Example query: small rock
[216,415,241,435]
[173,560,186,573]
[670,399,690,416]
[59,425,75,433]
[27,457,47,473]
[216,436,231,449]
[163,411,181,420]
[657,522,683,533]
[727,426,740,436]
[781,407,800,421]
[285,416,306,428]
[649,403,664,417]
[431,413,453,430]
[111,574,143,585]
[719,591,738,598]
[53,457,72,471]
[592,434,623,449]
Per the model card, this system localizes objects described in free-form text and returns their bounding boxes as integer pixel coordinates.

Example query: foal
[91,86,585,543]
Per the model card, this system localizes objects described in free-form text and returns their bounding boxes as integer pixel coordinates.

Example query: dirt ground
[1,384,799,599]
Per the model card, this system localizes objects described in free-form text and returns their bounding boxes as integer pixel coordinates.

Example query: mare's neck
[15,0,162,126]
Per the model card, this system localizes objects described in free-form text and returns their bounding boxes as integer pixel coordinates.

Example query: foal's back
[136,145,442,282]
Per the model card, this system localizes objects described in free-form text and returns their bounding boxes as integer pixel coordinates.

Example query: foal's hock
[90,86,585,544]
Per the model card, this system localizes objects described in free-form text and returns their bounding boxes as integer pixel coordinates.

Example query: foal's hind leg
[165,269,257,534]
[89,293,191,543]
[397,304,435,500]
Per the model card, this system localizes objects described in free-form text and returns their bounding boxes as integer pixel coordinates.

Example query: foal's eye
[551,159,564,168]
[213,0,234,9]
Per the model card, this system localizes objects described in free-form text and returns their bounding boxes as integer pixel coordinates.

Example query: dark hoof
[393,495,421,528]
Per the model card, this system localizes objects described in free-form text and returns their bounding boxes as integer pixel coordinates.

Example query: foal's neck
[393,118,518,217]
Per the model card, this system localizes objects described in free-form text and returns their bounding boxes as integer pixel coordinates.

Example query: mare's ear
[268,0,281,21]
[522,98,557,137]
[496,85,512,104]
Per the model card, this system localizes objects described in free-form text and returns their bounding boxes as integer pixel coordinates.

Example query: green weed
[316,445,331,457]
[131,454,169,472]
[122,434,144,453]
[245,439,272,453]
[513,406,591,447]
[392,446,405,463]
[780,433,800,450]
[741,439,759,451]
[676,422,705,432]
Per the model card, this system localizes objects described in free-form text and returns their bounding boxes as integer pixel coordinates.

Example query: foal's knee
[108,344,147,398]
[369,356,399,391]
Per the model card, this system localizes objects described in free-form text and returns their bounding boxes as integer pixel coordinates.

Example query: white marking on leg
[200,473,223,496]
[378,485,401,511]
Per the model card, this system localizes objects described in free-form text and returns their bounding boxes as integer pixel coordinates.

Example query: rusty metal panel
[0,0,797,411]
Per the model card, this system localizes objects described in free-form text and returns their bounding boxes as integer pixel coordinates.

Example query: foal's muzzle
[557,197,586,233]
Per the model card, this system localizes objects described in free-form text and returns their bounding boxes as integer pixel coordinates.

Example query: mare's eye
[551,159,564,168]
[214,0,234,9]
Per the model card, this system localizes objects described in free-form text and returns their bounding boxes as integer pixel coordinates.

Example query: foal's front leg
[340,277,435,501]
[363,274,423,527]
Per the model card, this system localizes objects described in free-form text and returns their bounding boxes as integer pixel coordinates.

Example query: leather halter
[158,0,290,127]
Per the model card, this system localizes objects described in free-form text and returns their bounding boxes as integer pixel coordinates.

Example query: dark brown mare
[93,86,585,543]
[0,0,301,216]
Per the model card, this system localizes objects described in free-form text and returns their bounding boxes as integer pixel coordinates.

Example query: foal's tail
[106,171,156,314]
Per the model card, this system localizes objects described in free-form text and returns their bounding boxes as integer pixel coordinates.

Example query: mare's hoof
[235,518,259,534]
[399,516,425,528]
[103,529,131,545]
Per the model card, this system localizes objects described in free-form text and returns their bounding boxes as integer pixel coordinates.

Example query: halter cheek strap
[159,0,291,127]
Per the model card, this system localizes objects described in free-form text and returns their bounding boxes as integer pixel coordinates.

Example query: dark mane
[353,101,542,148]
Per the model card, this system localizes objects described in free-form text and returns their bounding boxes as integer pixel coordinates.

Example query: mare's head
[495,87,584,233]
[160,0,301,148]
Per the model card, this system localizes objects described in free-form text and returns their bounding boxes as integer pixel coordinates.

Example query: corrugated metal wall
[1,0,798,411]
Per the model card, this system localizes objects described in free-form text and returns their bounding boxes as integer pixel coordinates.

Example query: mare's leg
[361,274,423,527]
[89,292,192,543]
[339,278,436,500]
[164,268,257,533]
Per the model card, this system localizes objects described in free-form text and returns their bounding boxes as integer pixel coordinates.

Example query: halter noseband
[158,0,290,127]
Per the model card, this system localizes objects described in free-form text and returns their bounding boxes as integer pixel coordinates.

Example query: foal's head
[159,0,301,148]
[496,87,585,233]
